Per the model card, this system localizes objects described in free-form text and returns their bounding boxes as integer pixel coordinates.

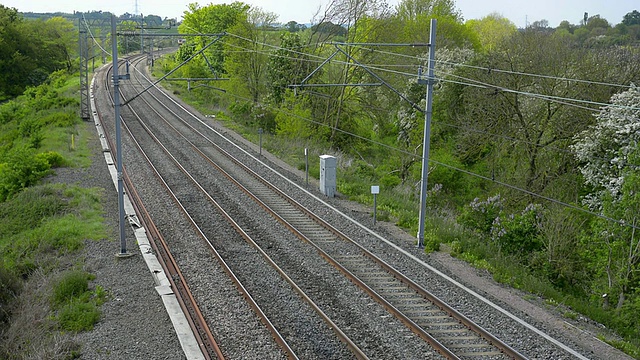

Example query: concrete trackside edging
[89,74,205,360]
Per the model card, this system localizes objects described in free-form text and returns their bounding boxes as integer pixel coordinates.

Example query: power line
[346,42,636,90]
[224,32,640,112]
[195,84,640,231]
[161,33,640,228]
[83,14,112,57]
[203,36,640,169]
[189,41,637,169]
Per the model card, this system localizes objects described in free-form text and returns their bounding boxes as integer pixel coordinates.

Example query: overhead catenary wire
[200,85,640,231]
[83,14,112,57]
[348,42,637,90]
[224,32,640,112]
[158,32,640,229]
[211,34,640,169]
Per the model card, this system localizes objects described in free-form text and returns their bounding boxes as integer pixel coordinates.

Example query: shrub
[380,173,401,188]
[229,101,252,118]
[0,101,24,125]
[458,194,503,234]
[18,117,42,138]
[490,204,544,256]
[0,185,68,238]
[450,240,463,255]
[41,111,79,127]
[423,229,441,253]
[0,146,52,201]
[36,151,66,168]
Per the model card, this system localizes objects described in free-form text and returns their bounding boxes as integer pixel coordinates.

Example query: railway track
[121,55,525,360]
[92,53,596,359]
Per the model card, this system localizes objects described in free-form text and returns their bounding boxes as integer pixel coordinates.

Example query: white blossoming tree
[572,85,640,312]
[572,85,640,210]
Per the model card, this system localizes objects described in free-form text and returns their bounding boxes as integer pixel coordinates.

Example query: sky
[2,0,638,28]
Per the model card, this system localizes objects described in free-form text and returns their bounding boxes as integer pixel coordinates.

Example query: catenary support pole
[112,15,131,257]
[79,18,90,120]
[417,19,437,249]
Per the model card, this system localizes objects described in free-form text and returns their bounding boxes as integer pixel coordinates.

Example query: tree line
[0,5,77,99]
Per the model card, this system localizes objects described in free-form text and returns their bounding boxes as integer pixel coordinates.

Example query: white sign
[371,185,380,194]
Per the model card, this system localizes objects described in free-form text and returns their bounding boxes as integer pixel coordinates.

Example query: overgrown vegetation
[0,57,108,357]
[154,0,640,356]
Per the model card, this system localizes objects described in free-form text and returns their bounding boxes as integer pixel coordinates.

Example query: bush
[0,185,68,238]
[0,146,52,201]
[36,151,66,168]
[491,204,544,256]
[458,194,503,234]
[0,101,24,125]
[41,111,79,127]
[423,229,441,253]
[229,101,252,118]
[18,117,42,138]
[380,173,401,188]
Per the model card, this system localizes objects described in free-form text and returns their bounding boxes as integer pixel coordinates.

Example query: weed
[563,311,578,320]
[51,271,89,308]
[423,229,441,253]
[603,338,640,359]
[57,300,100,332]
[449,240,463,255]
[51,270,104,332]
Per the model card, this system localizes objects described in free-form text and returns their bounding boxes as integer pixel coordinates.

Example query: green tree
[444,30,600,202]
[225,7,278,103]
[35,17,77,72]
[0,7,76,98]
[267,32,312,104]
[586,14,610,32]
[179,1,249,76]
[466,12,517,52]
[572,86,640,209]
[0,5,30,98]
[572,86,640,314]
[396,0,461,21]
[622,10,640,26]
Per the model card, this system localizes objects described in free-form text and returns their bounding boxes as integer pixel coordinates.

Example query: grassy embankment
[0,71,109,359]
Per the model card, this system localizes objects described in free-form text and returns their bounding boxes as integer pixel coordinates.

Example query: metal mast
[416,19,437,248]
[78,18,90,120]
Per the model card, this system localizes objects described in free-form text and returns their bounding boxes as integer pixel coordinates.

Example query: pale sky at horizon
[1,0,637,28]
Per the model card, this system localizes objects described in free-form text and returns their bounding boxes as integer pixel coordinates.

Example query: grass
[52,270,106,332]
[0,71,110,359]
[0,184,106,277]
[434,221,640,357]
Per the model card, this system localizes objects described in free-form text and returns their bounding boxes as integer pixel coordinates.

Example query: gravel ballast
[63,65,635,359]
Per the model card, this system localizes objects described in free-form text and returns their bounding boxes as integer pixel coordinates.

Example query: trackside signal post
[416,19,437,249]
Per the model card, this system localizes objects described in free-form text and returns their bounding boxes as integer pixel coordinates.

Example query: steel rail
[123,57,528,360]
[120,55,369,360]
[97,59,223,359]
[110,56,301,359]
[153,114,513,359]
